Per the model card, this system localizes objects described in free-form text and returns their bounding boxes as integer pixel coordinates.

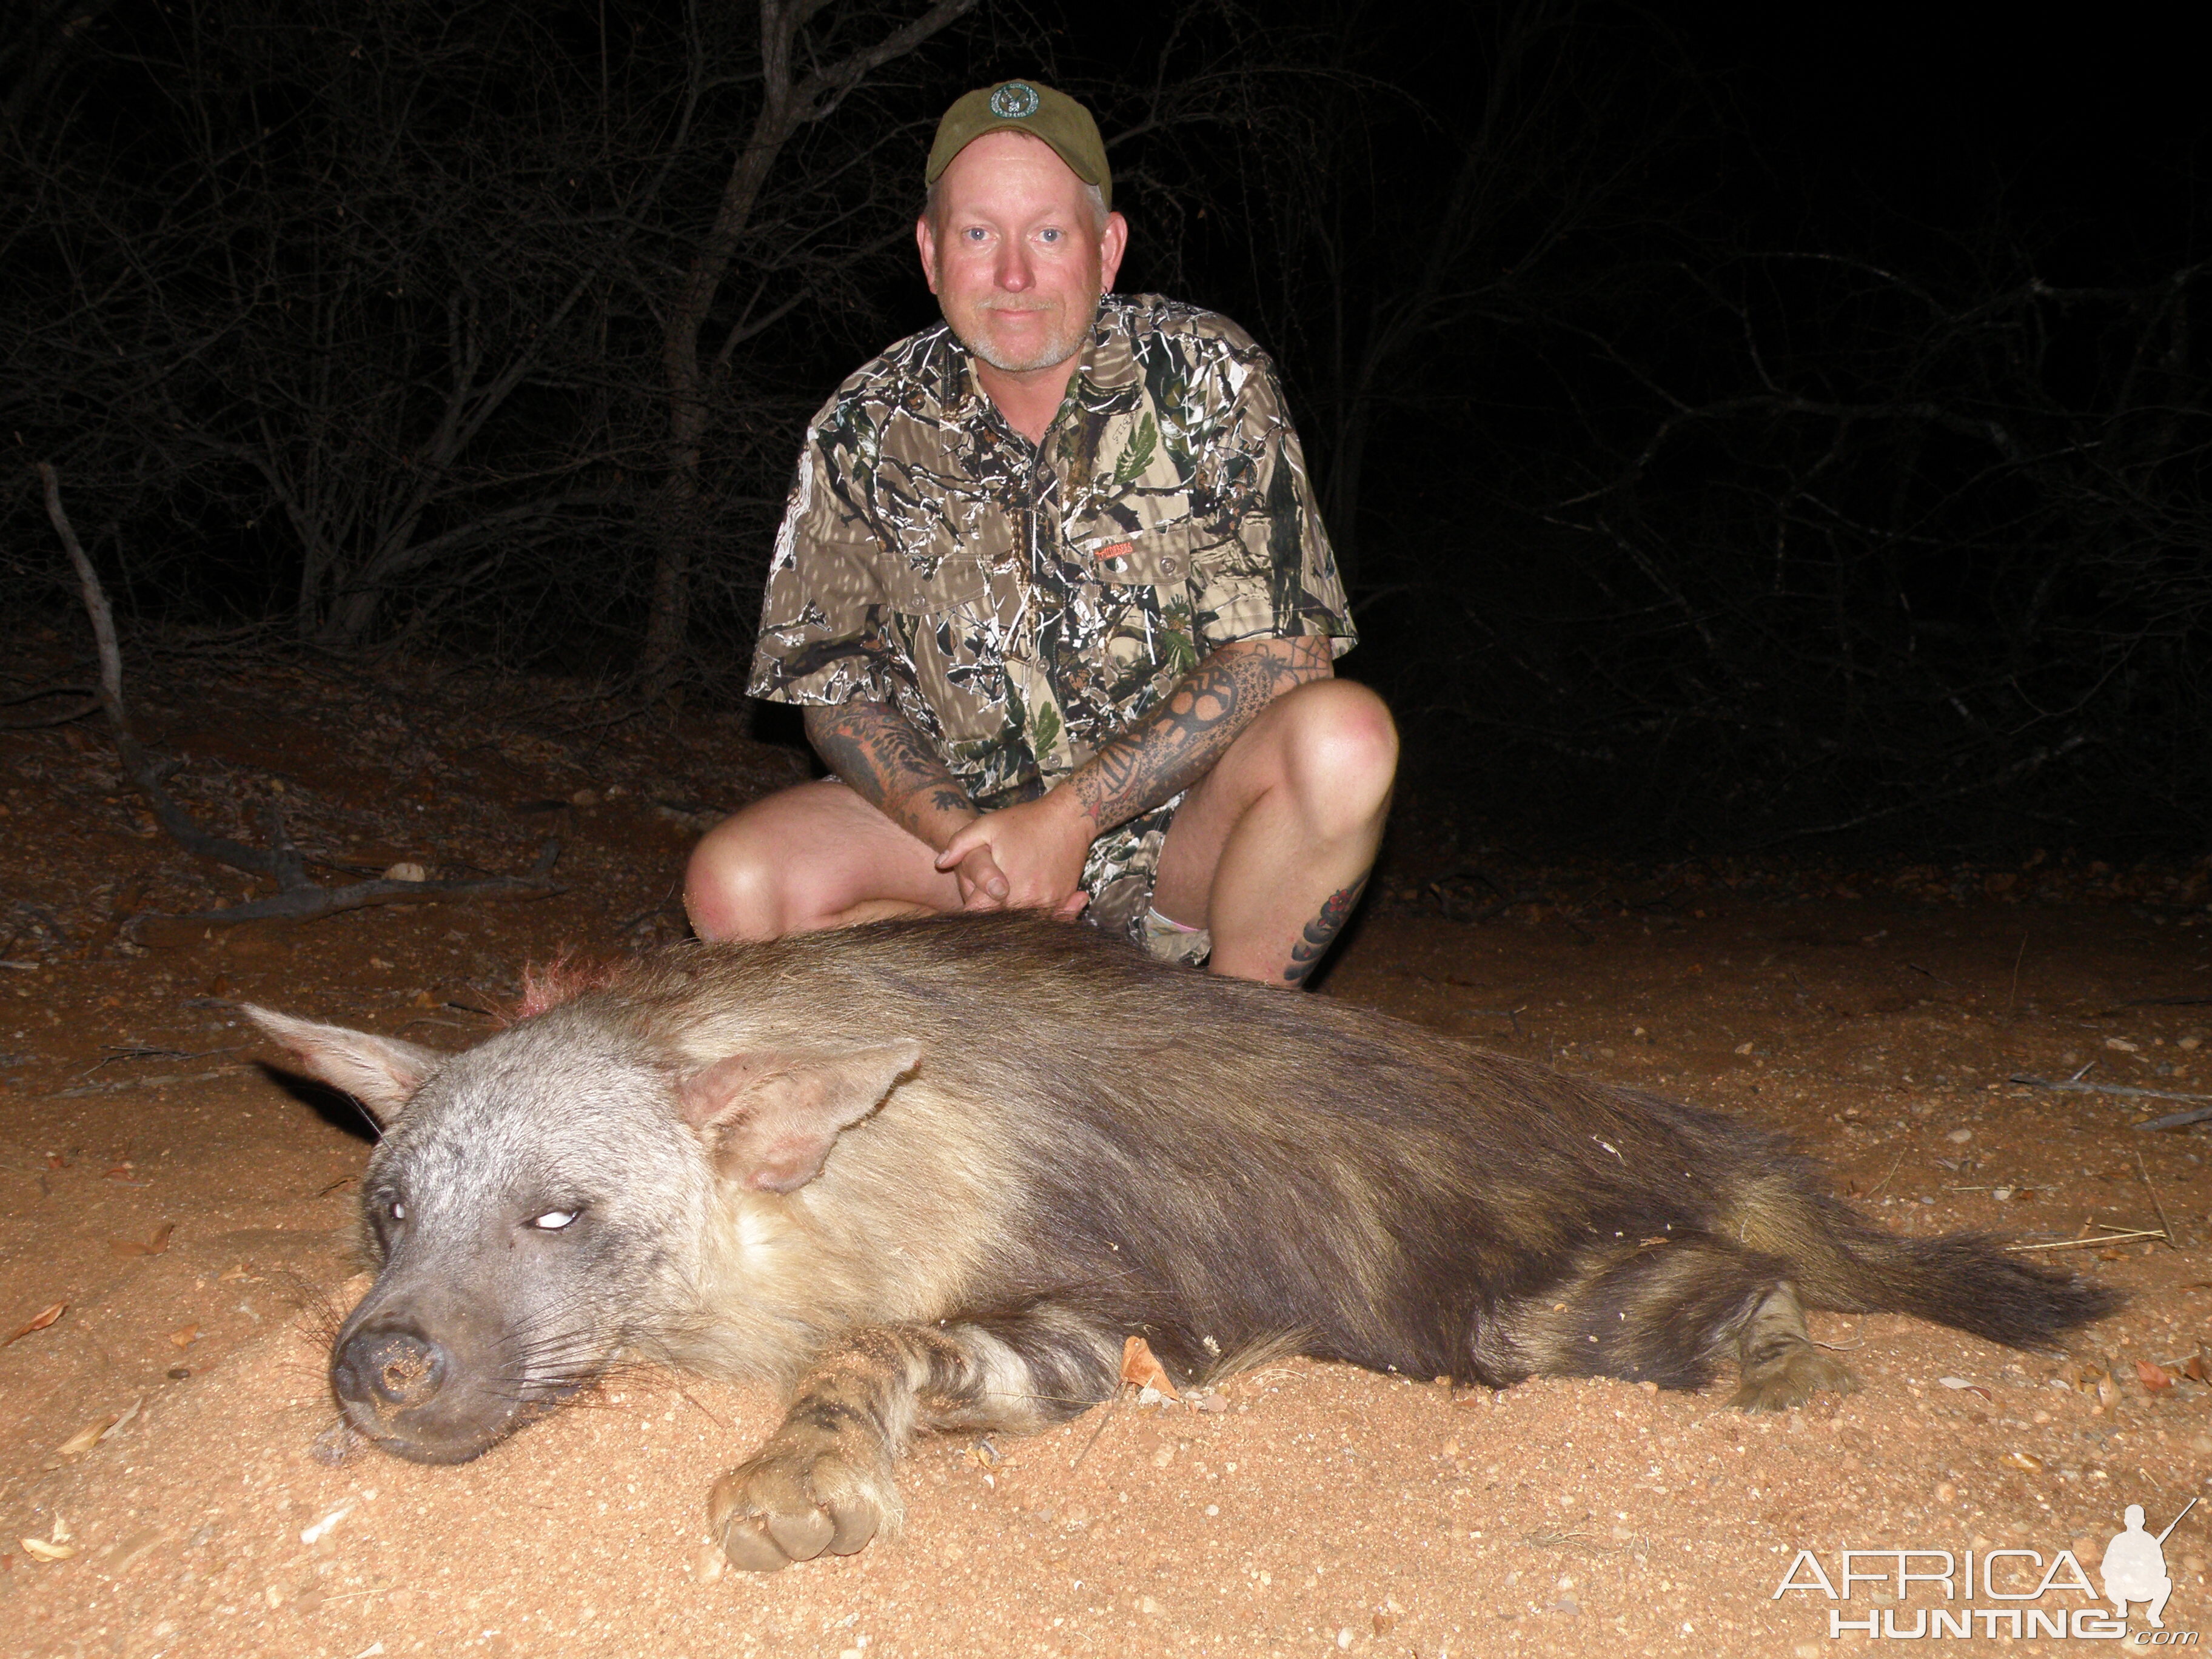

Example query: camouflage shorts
[1080,794,1212,966]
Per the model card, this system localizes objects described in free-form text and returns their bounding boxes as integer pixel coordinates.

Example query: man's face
[917,130,1128,377]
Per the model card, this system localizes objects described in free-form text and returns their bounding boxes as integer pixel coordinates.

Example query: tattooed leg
[1281,876,1368,985]
[709,1312,1119,1572]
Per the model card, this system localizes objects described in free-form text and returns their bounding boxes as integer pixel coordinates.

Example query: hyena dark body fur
[250,914,2117,1573]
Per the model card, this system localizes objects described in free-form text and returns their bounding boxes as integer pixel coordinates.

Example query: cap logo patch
[989,82,1041,119]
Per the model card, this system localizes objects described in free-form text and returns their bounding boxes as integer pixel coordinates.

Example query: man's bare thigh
[704,780,961,920]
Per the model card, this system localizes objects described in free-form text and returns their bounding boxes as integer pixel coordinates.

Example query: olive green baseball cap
[925,80,1112,211]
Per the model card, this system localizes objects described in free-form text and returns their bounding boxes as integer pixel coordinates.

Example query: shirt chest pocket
[868,542,998,696]
[1068,518,1200,591]
[879,547,993,618]
[1062,518,1205,681]
[876,483,1011,617]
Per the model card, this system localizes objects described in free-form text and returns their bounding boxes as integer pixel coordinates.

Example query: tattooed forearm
[805,702,975,846]
[1281,875,1367,985]
[1069,637,1330,831]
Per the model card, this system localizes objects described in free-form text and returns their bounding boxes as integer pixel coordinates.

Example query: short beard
[956,290,1104,375]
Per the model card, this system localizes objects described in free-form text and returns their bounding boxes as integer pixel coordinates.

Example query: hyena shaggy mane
[247,914,2119,1574]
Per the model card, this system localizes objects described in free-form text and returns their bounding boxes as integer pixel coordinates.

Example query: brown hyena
[246,914,2118,1574]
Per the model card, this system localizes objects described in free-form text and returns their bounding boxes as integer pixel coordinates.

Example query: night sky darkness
[1692,4,2203,276]
[4,1,2206,854]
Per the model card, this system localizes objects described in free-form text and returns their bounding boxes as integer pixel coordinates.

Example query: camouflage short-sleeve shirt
[747,293,1355,814]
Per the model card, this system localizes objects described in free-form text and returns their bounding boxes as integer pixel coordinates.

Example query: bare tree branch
[40,460,563,930]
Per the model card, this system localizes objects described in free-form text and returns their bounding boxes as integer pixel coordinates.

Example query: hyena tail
[1744,1182,2126,1350]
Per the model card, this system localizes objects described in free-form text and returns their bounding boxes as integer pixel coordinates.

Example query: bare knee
[685,785,855,942]
[684,809,795,942]
[1279,680,1398,831]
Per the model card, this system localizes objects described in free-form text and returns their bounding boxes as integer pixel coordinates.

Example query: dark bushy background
[4,0,2205,856]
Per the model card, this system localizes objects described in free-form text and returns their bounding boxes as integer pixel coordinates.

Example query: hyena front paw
[708,1435,903,1573]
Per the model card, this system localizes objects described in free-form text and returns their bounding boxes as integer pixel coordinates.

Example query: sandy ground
[2,648,2209,1658]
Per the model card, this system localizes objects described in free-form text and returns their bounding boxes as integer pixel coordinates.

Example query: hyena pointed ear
[677,1040,922,1194]
[241,1005,443,1126]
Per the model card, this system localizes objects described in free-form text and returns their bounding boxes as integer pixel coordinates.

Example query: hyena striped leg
[711,1310,1119,1573]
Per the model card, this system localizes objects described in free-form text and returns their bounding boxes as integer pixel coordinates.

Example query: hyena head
[246,998,919,1465]
[245,1004,711,1462]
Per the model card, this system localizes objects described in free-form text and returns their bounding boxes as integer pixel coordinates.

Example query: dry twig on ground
[2007,1070,2212,1131]
[39,462,564,933]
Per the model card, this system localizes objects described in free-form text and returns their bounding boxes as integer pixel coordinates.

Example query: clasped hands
[934,788,1094,920]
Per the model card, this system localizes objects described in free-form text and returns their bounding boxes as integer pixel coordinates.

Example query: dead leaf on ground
[168,1324,198,1349]
[2136,1359,2175,1393]
[57,1414,120,1457]
[98,1527,166,1574]
[18,1536,76,1562]
[4,1302,64,1345]
[2002,1450,2044,1472]
[1120,1335,1180,1401]
[108,1222,175,1257]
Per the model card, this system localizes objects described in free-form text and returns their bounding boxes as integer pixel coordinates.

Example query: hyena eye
[386,1197,406,1222]
[530,1208,578,1231]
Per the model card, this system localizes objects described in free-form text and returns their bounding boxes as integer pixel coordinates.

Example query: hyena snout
[335,1324,447,1412]
[331,1314,520,1465]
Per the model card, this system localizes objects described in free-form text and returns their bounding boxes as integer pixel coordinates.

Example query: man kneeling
[686,80,1396,987]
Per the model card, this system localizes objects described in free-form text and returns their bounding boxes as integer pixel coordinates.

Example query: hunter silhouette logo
[2105,1499,2197,1630]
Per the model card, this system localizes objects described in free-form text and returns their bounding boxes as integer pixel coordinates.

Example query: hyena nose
[337,1327,447,1410]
